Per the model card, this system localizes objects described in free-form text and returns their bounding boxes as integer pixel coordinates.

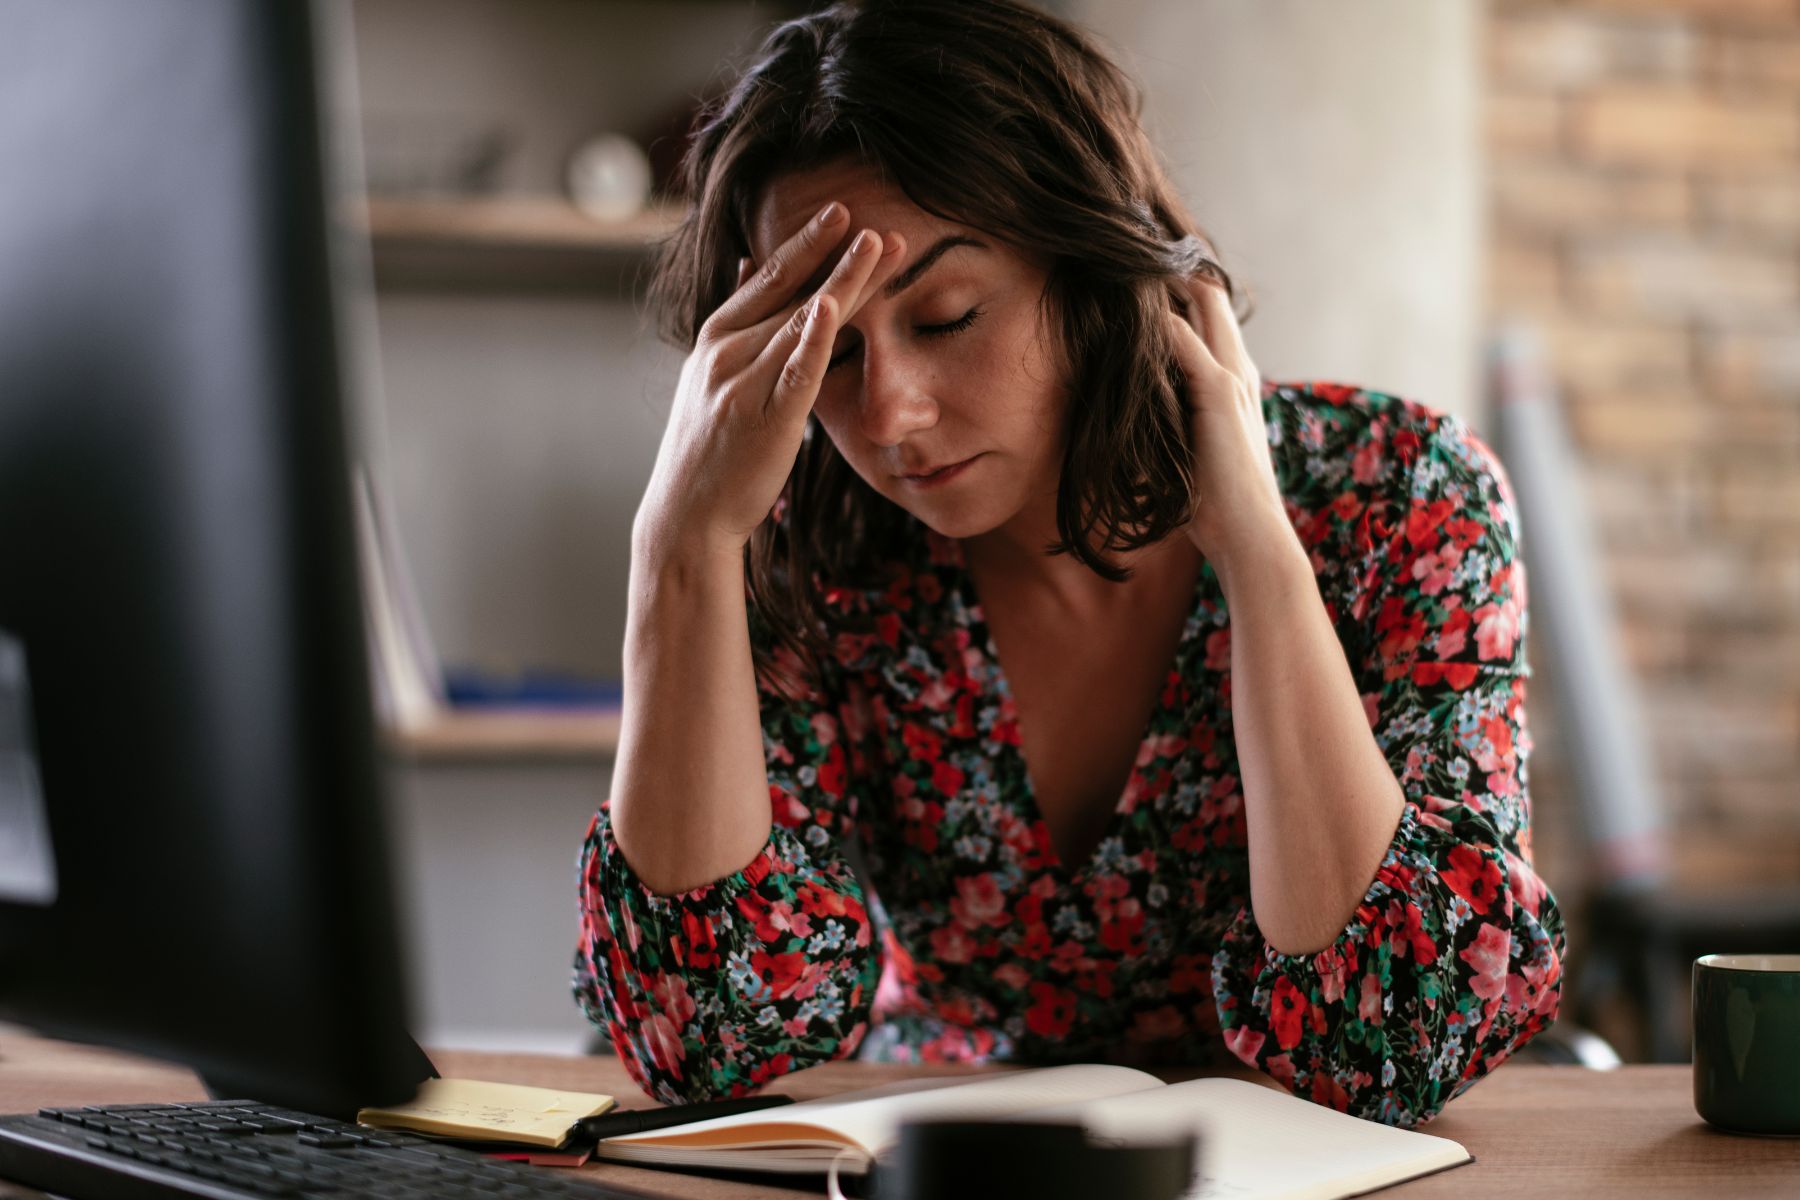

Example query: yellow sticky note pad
[357,1078,616,1148]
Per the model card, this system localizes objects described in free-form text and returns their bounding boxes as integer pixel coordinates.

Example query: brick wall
[1484,0,1800,902]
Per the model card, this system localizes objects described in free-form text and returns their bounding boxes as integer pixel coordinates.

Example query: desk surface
[1,1033,1795,1198]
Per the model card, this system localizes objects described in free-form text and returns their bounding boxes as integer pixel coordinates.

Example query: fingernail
[881,235,903,258]
[816,201,844,228]
[852,229,874,254]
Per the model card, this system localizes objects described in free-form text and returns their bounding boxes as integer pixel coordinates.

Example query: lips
[901,456,973,479]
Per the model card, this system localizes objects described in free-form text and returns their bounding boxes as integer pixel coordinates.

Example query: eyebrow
[882,235,987,299]
[796,233,987,300]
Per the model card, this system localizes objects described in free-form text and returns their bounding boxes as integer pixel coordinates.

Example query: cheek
[807,407,879,478]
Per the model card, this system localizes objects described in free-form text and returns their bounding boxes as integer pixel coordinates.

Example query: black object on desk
[579,1093,795,1141]
[871,1119,1199,1200]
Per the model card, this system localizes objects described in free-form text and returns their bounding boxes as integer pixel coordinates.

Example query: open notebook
[597,1064,1472,1199]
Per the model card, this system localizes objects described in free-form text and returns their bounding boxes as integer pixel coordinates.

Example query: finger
[748,229,906,366]
[709,201,850,332]
[736,257,752,288]
[1165,307,1222,398]
[750,227,887,371]
[1186,274,1250,383]
[768,293,839,422]
[838,231,906,326]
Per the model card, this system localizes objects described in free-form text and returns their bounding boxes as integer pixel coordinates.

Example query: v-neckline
[948,535,1213,879]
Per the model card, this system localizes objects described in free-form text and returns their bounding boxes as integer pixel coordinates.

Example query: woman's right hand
[635,202,906,563]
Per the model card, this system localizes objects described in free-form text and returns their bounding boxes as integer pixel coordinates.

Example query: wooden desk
[1,1033,1795,1198]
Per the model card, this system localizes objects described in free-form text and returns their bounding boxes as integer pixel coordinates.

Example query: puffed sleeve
[571,591,884,1104]
[1209,401,1567,1128]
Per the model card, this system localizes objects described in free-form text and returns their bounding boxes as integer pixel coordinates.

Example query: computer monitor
[0,0,431,1117]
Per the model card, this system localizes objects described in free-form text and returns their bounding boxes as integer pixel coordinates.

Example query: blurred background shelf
[386,708,621,763]
[353,195,681,292]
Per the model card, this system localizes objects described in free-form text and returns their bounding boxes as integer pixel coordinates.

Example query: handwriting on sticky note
[357,1078,616,1148]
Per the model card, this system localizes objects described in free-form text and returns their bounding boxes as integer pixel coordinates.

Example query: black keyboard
[0,1098,659,1199]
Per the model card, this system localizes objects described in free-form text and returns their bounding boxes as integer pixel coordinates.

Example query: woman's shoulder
[1263,378,1517,519]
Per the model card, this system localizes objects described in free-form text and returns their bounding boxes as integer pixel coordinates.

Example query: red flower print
[1458,921,1512,1001]
[749,949,809,998]
[1098,903,1146,956]
[676,911,720,970]
[1391,426,1423,463]
[1442,844,1503,915]
[950,690,976,737]
[1444,515,1484,550]
[1357,972,1382,1024]
[931,758,965,796]
[1270,975,1308,1050]
[1311,1072,1351,1112]
[648,971,698,1025]
[1025,981,1077,1038]
[642,1012,686,1072]
[1018,922,1053,958]
[750,1052,794,1085]
[1409,543,1461,595]
[1223,1023,1265,1065]
[1385,898,1438,964]
[1375,597,1427,661]
[1412,661,1479,691]
[902,724,942,763]
[738,895,812,944]
[993,961,1030,991]
[950,873,1010,929]
[1473,590,1521,662]
[1204,628,1232,671]
[817,741,847,798]
[1351,434,1384,484]
[797,882,853,919]
[1432,604,1472,659]
[1403,498,1456,549]
[1474,715,1515,773]
[1314,944,1352,1004]
[929,922,977,965]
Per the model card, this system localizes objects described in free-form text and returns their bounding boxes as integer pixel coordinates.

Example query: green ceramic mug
[1692,953,1800,1136]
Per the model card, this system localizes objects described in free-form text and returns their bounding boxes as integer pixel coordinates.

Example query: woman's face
[747,158,1067,542]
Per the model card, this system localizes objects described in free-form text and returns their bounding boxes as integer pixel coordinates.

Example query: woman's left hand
[1164,273,1294,572]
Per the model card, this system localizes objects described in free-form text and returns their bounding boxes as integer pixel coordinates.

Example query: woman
[574,0,1564,1128]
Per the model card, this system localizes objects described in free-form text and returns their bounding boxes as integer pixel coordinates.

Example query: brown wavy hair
[644,0,1253,693]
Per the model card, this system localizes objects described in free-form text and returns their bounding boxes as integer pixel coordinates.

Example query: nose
[855,340,939,448]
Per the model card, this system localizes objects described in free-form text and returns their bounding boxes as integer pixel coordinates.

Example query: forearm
[608,531,772,895]
[1215,531,1407,958]
[576,802,880,1104]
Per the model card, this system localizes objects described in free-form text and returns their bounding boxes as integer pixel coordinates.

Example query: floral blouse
[573,380,1566,1128]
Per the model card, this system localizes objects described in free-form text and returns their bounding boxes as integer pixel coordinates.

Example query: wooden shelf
[386,707,621,763]
[349,195,682,293]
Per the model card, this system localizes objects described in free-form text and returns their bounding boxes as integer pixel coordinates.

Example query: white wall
[1076,0,1484,424]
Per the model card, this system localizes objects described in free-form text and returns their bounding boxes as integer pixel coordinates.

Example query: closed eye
[826,307,985,371]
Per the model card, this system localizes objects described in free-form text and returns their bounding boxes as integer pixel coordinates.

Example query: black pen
[577,1094,795,1141]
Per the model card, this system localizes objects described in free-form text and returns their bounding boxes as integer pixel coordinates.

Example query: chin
[906,506,993,540]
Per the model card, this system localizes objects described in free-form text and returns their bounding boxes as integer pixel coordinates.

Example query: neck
[960,485,1201,618]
